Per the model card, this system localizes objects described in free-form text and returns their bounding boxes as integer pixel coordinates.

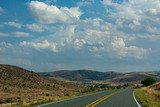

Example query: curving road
[37,88,140,107]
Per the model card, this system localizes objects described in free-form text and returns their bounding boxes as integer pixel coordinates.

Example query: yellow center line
[91,93,115,107]
[86,94,109,107]
[86,92,116,107]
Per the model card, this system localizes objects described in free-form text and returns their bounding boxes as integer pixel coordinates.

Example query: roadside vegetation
[0,87,101,107]
[24,84,129,107]
[141,77,156,86]
[135,77,160,107]
[30,87,102,107]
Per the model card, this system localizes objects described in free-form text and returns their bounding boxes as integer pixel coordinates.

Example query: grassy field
[4,87,100,107]
[135,83,160,107]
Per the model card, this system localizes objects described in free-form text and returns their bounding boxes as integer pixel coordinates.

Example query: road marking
[86,92,116,107]
[91,93,115,107]
[133,91,141,107]
[86,94,109,107]
[37,91,107,107]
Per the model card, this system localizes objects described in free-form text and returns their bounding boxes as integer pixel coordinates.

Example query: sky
[0,0,160,72]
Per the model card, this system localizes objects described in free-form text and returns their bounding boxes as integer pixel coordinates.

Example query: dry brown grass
[0,64,87,107]
[135,82,160,107]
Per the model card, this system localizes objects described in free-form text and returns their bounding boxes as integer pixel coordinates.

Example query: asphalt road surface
[37,88,139,107]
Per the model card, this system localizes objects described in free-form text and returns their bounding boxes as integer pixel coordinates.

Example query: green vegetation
[141,77,156,86]
[81,87,96,93]
[135,87,160,107]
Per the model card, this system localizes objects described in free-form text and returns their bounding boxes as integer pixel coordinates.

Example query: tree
[141,77,156,86]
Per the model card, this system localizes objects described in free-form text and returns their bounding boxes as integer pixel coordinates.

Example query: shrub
[0,99,5,104]
[5,98,13,103]
[141,77,156,86]
[64,93,69,96]
[46,93,50,96]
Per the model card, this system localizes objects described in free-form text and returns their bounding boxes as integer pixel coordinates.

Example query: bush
[45,93,50,96]
[141,77,156,86]
[5,98,13,103]
[64,93,69,96]
[0,99,5,104]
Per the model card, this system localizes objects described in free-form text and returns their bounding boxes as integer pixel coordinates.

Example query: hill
[40,70,123,82]
[108,72,160,84]
[0,64,85,106]
[40,70,160,84]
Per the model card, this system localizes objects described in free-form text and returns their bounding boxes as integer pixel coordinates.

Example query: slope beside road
[37,88,140,107]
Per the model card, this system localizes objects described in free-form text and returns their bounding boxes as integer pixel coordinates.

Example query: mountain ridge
[40,70,123,82]
[40,70,160,83]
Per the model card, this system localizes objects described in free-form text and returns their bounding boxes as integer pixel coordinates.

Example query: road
[37,88,140,107]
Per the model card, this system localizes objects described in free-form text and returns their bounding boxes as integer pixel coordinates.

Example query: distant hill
[0,64,85,105]
[40,70,160,83]
[109,72,160,84]
[40,70,123,82]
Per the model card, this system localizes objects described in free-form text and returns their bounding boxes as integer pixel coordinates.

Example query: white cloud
[62,7,82,19]
[0,42,12,47]
[102,0,160,39]
[19,17,149,59]
[20,40,58,52]
[11,32,30,37]
[5,1,152,60]
[0,42,12,52]
[111,37,149,59]
[1,0,160,72]
[3,22,23,28]
[26,23,44,32]
[28,1,82,24]
[74,39,86,50]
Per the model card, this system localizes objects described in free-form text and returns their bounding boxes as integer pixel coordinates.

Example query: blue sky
[0,0,160,72]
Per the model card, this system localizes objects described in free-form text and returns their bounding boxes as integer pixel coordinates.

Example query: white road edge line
[36,90,106,107]
[133,91,141,107]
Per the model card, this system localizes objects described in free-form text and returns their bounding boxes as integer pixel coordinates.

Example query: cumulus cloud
[3,22,23,28]
[102,0,160,39]
[11,32,30,37]
[26,23,44,32]
[20,40,58,52]
[74,39,86,50]
[1,0,160,72]
[28,1,82,24]
[111,37,149,59]
[1,0,153,63]
[20,17,150,59]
